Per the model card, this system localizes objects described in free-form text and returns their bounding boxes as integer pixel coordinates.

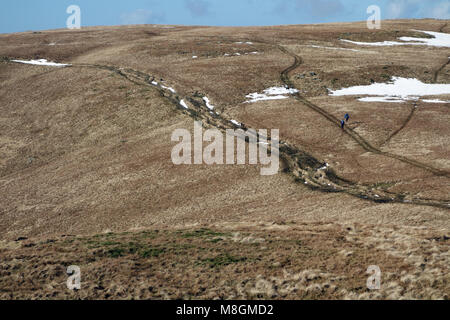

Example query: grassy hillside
[0,19,448,299]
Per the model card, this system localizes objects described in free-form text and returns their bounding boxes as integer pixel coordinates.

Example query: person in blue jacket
[344,113,350,122]
[340,120,345,129]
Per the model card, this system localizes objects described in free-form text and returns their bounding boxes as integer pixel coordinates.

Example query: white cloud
[386,0,421,19]
[386,2,405,18]
[185,0,211,17]
[385,0,450,20]
[120,9,164,25]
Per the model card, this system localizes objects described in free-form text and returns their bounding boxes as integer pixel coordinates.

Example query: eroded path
[381,103,417,147]
[5,55,450,209]
[77,61,450,209]
[433,56,450,83]
[276,45,450,179]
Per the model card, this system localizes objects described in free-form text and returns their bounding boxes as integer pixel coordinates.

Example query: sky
[1,0,449,34]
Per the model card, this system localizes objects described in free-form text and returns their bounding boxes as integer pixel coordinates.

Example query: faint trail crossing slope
[382,103,417,147]
[275,45,450,179]
[433,56,450,83]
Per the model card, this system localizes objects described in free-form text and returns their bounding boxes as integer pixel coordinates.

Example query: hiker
[340,120,345,129]
[344,113,350,122]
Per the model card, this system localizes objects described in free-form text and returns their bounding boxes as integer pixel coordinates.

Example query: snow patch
[341,30,450,48]
[245,86,299,103]
[319,163,330,170]
[180,100,189,109]
[422,99,450,104]
[358,96,406,103]
[341,39,412,47]
[203,97,215,111]
[263,87,300,96]
[330,77,450,103]
[161,85,176,93]
[12,59,70,67]
[230,119,241,127]
[223,52,260,57]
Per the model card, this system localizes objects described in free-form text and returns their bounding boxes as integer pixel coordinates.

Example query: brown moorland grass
[0,19,448,299]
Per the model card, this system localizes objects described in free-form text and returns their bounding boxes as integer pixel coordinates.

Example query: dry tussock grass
[0,19,448,299]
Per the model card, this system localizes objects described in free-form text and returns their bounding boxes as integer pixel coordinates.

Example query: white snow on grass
[330,77,450,103]
[151,81,158,86]
[223,52,260,57]
[422,99,450,103]
[203,97,215,111]
[245,86,299,103]
[161,85,176,93]
[341,39,412,47]
[246,94,289,103]
[341,30,450,48]
[12,59,70,67]
[264,87,300,95]
[180,100,189,109]
[319,163,330,170]
[235,41,253,45]
[358,96,406,103]
[230,119,241,126]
